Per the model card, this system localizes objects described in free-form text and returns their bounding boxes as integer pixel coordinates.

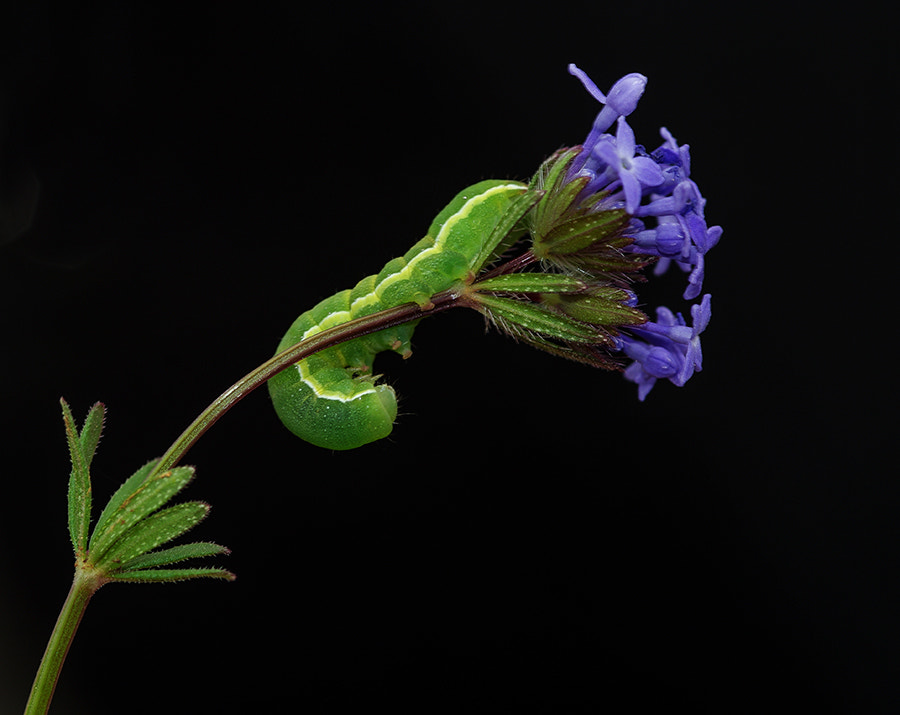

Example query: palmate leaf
[56,400,233,599]
[84,454,234,583]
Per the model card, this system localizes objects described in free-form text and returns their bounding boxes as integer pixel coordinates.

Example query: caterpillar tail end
[269,376,398,451]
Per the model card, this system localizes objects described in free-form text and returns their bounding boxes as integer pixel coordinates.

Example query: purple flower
[630,216,685,257]
[551,65,722,398]
[589,117,665,214]
[574,120,723,301]
[568,64,647,165]
[635,130,723,299]
[618,295,712,400]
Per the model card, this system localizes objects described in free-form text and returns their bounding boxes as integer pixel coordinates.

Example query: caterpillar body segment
[269,180,528,450]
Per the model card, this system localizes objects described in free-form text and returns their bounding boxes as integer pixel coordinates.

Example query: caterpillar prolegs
[268,180,528,450]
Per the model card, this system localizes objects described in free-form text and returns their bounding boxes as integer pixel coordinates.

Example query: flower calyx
[528,148,651,277]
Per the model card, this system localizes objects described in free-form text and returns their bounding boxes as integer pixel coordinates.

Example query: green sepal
[107,567,236,584]
[525,147,648,274]
[542,289,648,327]
[529,148,585,232]
[473,188,543,272]
[473,293,601,343]
[529,149,578,214]
[540,147,581,191]
[62,399,105,557]
[116,542,230,571]
[516,332,623,370]
[539,209,629,256]
[473,273,586,294]
[88,463,195,562]
[92,501,210,571]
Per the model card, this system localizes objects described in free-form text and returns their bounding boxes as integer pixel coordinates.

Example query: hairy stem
[24,567,105,715]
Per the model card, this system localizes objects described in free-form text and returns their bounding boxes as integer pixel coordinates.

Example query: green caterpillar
[268,179,528,450]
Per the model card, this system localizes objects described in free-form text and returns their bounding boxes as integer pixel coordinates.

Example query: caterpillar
[268,179,528,450]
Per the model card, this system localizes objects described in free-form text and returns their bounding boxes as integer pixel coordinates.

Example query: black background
[1,2,894,713]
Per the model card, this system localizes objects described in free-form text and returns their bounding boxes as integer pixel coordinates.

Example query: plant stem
[24,567,105,715]
[27,292,463,714]
[154,292,460,474]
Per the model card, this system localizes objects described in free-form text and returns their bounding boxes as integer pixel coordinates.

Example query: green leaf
[78,402,105,469]
[88,464,195,562]
[62,398,94,557]
[89,459,159,550]
[93,501,210,570]
[88,459,157,554]
[117,542,230,571]
[473,273,586,294]
[108,567,236,584]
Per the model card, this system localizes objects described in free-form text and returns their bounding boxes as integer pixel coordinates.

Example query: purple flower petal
[567,63,608,103]
[606,73,649,117]
[631,156,665,190]
[616,116,636,156]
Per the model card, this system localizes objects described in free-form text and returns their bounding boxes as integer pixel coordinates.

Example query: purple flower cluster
[618,295,711,401]
[567,64,721,399]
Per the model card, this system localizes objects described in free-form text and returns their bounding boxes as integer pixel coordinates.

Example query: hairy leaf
[88,463,194,562]
[61,399,96,556]
[118,542,230,571]
[93,501,210,570]
[108,567,235,584]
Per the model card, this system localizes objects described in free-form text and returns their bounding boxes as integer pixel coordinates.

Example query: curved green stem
[154,292,460,474]
[24,567,106,715]
[27,292,463,714]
